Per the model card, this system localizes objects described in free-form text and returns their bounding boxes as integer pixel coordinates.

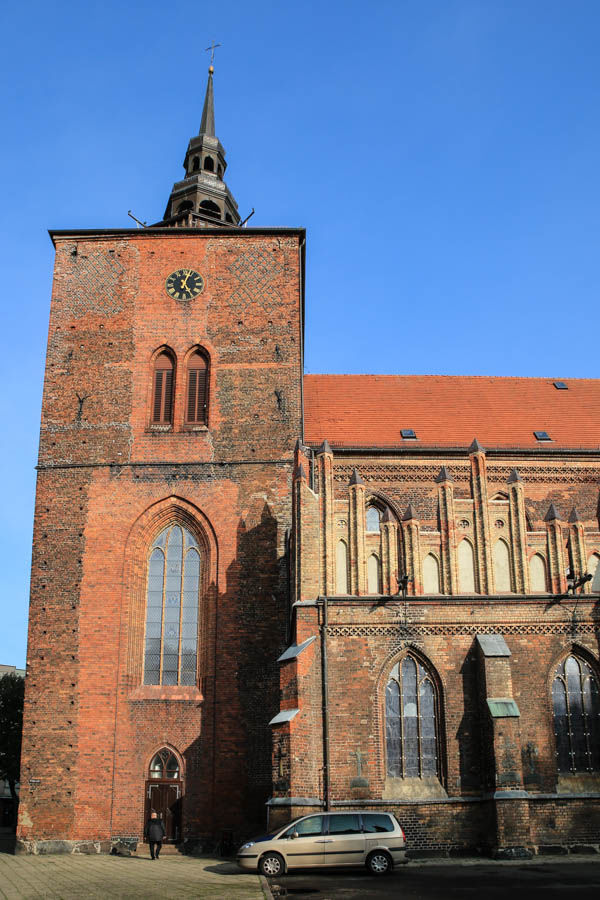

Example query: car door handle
[315,839,333,843]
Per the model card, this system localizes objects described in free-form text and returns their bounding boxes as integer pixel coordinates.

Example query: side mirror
[290,831,299,840]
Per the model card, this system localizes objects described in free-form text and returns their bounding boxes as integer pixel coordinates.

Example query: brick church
[18,66,600,857]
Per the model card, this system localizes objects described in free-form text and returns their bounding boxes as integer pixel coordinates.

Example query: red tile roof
[303,375,600,450]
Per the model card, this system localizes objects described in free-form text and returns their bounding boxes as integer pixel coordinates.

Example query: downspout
[320,596,331,811]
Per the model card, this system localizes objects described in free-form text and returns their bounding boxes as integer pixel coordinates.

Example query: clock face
[165,269,204,301]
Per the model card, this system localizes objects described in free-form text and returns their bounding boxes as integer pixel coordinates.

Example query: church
[17,65,600,858]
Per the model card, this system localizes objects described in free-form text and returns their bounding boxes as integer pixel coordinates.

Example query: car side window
[361,813,394,833]
[327,814,362,835]
[294,815,325,837]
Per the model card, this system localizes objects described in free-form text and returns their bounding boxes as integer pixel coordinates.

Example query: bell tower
[160,64,241,227]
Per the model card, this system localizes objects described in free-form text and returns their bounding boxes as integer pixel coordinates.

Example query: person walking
[144,811,166,859]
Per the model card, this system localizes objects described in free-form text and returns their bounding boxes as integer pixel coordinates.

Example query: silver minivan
[237,810,406,876]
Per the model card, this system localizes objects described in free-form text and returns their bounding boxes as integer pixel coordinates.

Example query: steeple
[160,65,240,227]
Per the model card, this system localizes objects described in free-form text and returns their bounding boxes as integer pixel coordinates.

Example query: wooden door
[145,782,181,842]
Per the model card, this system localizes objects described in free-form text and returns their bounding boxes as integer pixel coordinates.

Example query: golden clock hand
[180,273,191,290]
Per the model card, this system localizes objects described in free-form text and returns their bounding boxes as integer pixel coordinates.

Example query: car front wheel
[366,850,392,875]
[259,852,285,877]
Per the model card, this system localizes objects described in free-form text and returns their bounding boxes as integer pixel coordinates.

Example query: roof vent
[401,429,417,440]
[553,381,568,390]
[534,431,552,441]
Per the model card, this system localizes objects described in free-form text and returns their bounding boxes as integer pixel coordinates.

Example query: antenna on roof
[128,210,148,228]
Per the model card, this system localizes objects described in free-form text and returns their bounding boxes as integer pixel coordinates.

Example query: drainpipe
[320,596,331,811]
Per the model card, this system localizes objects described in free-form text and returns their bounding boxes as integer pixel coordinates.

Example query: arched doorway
[145,748,182,842]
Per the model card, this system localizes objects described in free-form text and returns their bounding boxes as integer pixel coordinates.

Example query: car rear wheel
[259,851,285,877]
[366,850,392,875]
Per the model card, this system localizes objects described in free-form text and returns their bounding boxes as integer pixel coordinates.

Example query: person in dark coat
[144,811,166,859]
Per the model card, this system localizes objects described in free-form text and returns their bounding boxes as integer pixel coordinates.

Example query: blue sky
[1,1,599,666]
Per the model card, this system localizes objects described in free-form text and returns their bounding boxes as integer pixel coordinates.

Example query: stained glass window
[385,655,439,779]
[143,524,200,686]
[552,655,600,774]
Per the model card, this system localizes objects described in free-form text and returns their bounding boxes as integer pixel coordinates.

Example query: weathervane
[205,40,222,68]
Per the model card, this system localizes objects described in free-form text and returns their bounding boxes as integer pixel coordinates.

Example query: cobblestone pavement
[0,853,266,899]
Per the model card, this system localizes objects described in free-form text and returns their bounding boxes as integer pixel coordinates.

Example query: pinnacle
[349,468,364,486]
[507,468,522,483]
[568,507,581,523]
[294,463,306,481]
[544,502,560,522]
[435,466,453,483]
[381,508,394,524]
[468,438,485,454]
[318,440,332,455]
[402,503,418,521]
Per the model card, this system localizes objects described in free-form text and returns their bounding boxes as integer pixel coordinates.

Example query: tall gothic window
[186,350,209,425]
[366,506,381,533]
[152,352,175,425]
[552,655,600,774]
[143,524,200,686]
[386,655,439,779]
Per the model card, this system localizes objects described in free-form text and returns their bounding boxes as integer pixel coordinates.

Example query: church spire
[199,66,216,137]
[160,63,240,227]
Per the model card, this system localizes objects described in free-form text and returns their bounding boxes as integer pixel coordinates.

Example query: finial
[318,439,332,455]
[209,65,214,74]
[205,40,221,68]
[507,468,522,484]
[568,507,581,524]
[435,466,453,483]
[468,438,485,454]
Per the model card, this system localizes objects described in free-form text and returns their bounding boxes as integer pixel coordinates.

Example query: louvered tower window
[552,655,600,773]
[186,350,209,425]
[386,655,439,779]
[152,352,174,424]
[143,524,200,686]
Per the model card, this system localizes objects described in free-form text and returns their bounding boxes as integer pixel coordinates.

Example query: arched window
[336,540,349,594]
[458,539,476,593]
[143,524,200,686]
[152,352,175,425]
[149,749,180,780]
[367,553,382,594]
[199,199,220,219]
[186,350,209,425]
[588,554,600,592]
[177,201,194,214]
[366,506,381,533]
[386,655,439,778]
[203,156,215,172]
[192,156,200,172]
[493,539,512,592]
[423,554,441,594]
[529,554,548,592]
[552,655,600,774]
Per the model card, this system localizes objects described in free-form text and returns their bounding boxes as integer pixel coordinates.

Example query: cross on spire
[205,40,221,68]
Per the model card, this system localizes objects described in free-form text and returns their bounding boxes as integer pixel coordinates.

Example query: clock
[165,269,204,301]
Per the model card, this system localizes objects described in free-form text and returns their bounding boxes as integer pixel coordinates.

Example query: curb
[259,873,275,899]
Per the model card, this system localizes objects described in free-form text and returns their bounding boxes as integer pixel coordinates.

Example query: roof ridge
[303,373,598,382]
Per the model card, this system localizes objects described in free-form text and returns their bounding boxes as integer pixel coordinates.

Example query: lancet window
[385,655,439,779]
[552,655,600,774]
[143,524,200,686]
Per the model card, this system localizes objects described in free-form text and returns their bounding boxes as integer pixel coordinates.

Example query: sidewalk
[0,852,267,900]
